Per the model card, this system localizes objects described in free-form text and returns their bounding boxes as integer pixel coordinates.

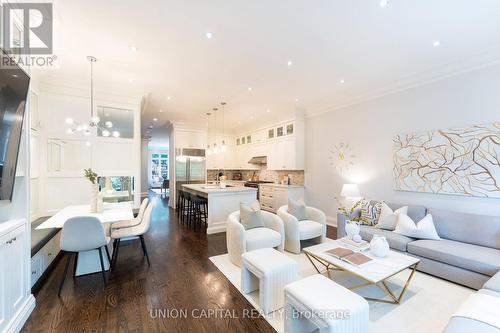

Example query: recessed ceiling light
[248,87,252,91]
[287,60,293,66]
[266,109,271,113]
[379,0,388,7]
[250,116,254,120]
[128,78,134,83]
[85,141,91,147]
[130,45,137,52]
[148,125,153,129]
[433,40,441,47]
[12,74,18,78]
[167,96,171,100]
[295,98,299,102]
[153,118,158,122]
[340,79,345,84]
[159,109,163,113]
[206,32,213,39]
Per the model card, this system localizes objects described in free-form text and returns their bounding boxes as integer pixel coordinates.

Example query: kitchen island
[182,184,257,234]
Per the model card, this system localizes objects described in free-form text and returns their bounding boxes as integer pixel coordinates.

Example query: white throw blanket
[452,293,500,329]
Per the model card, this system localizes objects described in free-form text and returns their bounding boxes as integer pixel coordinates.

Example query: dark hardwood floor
[22,194,337,333]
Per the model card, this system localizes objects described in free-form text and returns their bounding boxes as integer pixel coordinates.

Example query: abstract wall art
[393,122,500,198]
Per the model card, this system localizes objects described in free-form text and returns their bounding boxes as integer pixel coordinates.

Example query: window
[151,153,168,187]
[247,135,252,144]
[236,138,240,145]
[286,123,294,135]
[277,126,284,137]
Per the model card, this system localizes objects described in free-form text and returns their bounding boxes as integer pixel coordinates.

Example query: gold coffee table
[304,240,420,304]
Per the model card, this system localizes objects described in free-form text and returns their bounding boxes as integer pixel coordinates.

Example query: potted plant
[84,168,99,213]
[337,199,363,240]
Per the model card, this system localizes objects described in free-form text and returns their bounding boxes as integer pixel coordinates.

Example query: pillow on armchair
[240,201,265,230]
[288,198,307,221]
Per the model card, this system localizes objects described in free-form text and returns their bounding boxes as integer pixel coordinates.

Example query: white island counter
[182,184,257,234]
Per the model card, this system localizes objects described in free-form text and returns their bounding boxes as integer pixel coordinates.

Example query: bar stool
[190,195,208,231]
[177,189,185,220]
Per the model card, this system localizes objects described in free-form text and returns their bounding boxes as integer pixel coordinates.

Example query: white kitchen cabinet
[267,137,303,170]
[175,129,206,149]
[259,185,305,213]
[0,221,29,333]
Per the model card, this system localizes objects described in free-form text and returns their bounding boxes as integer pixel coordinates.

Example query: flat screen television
[0,48,30,201]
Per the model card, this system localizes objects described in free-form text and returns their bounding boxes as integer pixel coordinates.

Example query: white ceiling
[34,0,500,137]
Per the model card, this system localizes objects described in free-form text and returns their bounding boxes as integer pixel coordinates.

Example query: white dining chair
[111,202,155,268]
[111,197,149,229]
[58,216,111,296]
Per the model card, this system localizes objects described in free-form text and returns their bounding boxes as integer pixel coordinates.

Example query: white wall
[305,64,500,224]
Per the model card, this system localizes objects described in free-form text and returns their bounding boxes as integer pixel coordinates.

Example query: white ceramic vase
[96,191,104,213]
[90,183,99,213]
[345,220,360,240]
[370,235,390,257]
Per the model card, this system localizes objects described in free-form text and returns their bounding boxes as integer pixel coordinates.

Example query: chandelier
[65,56,120,138]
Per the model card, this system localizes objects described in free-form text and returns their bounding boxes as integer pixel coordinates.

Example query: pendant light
[65,56,119,138]
[221,102,227,152]
[206,111,212,155]
[212,107,219,154]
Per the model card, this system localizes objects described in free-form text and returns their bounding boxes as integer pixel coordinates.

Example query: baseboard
[326,215,337,228]
[206,221,227,234]
[6,294,36,333]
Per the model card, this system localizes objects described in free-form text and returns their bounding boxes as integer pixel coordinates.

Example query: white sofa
[226,210,285,267]
[277,205,326,254]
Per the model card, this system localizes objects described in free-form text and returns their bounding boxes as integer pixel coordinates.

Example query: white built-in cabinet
[206,118,304,171]
[175,129,206,149]
[31,232,61,287]
[259,185,305,213]
[0,221,29,333]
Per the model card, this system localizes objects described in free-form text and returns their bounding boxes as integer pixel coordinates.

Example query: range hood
[248,156,267,164]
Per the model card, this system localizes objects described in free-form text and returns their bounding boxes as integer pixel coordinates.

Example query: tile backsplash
[207,167,304,186]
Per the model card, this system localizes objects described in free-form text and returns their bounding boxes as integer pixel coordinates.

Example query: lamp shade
[340,184,360,198]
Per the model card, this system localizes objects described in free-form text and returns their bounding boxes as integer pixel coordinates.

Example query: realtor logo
[2,3,53,55]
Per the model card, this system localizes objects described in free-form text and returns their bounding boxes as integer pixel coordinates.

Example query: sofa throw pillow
[240,201,264,230]
[360,200,382,226]
[288,198,307,221]
[376,202,408,231]
[394,214,441,240]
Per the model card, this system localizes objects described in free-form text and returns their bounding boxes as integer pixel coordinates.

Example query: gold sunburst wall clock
[329,142,356,175]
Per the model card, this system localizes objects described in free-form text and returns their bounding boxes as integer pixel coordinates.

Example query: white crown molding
[306,47,500,118]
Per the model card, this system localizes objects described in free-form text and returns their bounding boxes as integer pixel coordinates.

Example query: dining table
[36,202,134,276]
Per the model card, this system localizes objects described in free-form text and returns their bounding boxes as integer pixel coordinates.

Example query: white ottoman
[241,248,298,314]
[284,274,369,333]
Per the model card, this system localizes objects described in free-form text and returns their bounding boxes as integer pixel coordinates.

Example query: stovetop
[244,180,274,187]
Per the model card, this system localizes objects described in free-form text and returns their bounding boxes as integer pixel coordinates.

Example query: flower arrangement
[84,168,98,184]
[337,198,364,221]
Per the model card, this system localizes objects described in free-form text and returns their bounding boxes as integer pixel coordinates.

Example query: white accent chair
[111,197,149,229]
[226,210,285,267]
[277,205,327,254]
[59,216,111,296]
[111,202,155,268]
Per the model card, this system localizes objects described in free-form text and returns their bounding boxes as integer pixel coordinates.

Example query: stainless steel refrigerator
[175,148,206,205]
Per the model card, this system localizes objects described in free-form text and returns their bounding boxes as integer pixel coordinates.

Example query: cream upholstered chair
[277,205,326,254]
[226,210,285,267]
[59,216,111,296]
[111,202,155,268]
[111,197,149,229]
